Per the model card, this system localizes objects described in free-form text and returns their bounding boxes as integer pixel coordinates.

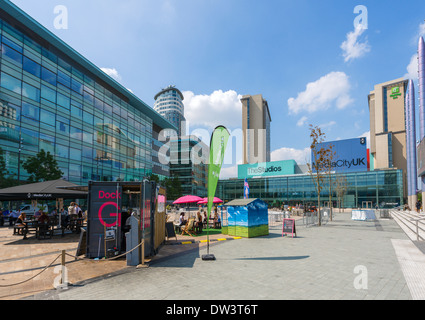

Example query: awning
[0,179,87,201]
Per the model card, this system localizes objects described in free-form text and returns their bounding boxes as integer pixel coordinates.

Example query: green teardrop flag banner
[206,126,230,256]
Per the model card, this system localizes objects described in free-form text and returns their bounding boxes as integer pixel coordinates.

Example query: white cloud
[419,22,425,38]
[405,54,418,80]
[319,121,336,129]
[183,90,242,130]
[271,147,311,165]
[101,67,122,82]
[341,25,371,62]
[405,22,425,80]
[288,71,353,115]
[297,116,308,127]
[219,164,238,179]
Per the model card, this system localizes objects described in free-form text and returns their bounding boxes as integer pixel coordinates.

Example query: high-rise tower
[418,37,425,202]
[154,85,185,137]
[405,79,418,209]
[241,94,271,164]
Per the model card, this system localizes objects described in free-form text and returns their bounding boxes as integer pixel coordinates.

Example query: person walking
[416,200,422,213]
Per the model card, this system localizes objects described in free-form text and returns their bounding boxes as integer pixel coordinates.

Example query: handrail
[391,210,425,241]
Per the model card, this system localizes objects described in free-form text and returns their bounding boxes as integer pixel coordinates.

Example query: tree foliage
[22,149,63,183]
[163,175,183,201]
[0,147,18,188]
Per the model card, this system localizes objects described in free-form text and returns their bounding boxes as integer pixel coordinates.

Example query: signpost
[282,219,296,238]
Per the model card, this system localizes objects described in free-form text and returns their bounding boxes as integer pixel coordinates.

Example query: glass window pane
[21,102,39,121]
[41,67,56,86]
[70,126,82,141]
[23,56,41,77]
[1,72,22,94]
[82,145,93,159]
[70,147,82,161]
[41,85,56,103]
[56,144,69,158]
[71,104,82,117]
[83,111,93,124]
[40,108,55,124]
[2,44,22,66]
[71,78,83,95]
[82,131,93,144]
[22,82,40,102]
[56,116,69,134]
[57,93,70,109]
[84,91,94,105]
[57,70,70,87]
[2,36,23,53]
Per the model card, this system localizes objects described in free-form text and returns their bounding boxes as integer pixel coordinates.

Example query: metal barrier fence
[303,208,331,227]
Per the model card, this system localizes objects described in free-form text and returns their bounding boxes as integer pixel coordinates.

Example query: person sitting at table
[179,212,186,226]
[68,202,77,218]
[38,212,50,224]
[195,211,203,233]
[60,208,70,229]
[34,209,42,221]
[202,211,208,228]
[9,209,20,226]
[16,212,28,238]
[76,203,83,218]
[213,211,221,229]
[49,208,57,217]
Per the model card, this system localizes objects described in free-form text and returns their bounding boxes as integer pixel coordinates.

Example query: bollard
[417,221,420,242]
[61,250,68,288]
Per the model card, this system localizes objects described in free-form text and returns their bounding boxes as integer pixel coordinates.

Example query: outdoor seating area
[9,215,86,240]
[170,195,224,237]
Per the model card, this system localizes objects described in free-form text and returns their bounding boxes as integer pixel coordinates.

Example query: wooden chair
[181,218,195,236]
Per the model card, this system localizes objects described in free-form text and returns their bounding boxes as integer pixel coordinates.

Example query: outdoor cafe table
[21,220,64,239]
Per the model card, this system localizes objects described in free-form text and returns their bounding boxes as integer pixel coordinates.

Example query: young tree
[335,174,348,212]
[306,125,334,226]
[22,149,63,182]
[324,144,336,221]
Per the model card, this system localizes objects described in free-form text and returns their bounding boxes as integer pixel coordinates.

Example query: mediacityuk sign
[313,137,368,173]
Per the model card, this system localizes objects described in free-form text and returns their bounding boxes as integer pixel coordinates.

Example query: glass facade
[0,4,174,185]
[169,137,208,197]
[217,169,404,208]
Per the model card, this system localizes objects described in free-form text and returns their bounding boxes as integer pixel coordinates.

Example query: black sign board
[76,228,87,257]
[282,219,296,238]
[165,222,176,240]
[87,183,122,258]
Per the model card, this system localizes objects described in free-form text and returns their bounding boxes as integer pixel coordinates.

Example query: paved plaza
[21,211,425,300]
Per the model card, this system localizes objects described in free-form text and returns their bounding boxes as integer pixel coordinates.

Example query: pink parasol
[197,197,223,205]
[173,195,203,205]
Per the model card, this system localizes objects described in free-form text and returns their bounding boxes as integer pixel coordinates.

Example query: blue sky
[9,0,425,177]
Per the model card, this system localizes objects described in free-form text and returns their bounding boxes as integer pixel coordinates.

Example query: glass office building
[217,169,404,208]
[0,2,176,185]
[169,136,208,197]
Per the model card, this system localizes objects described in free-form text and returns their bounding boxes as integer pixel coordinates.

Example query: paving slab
[24,212,418,300]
